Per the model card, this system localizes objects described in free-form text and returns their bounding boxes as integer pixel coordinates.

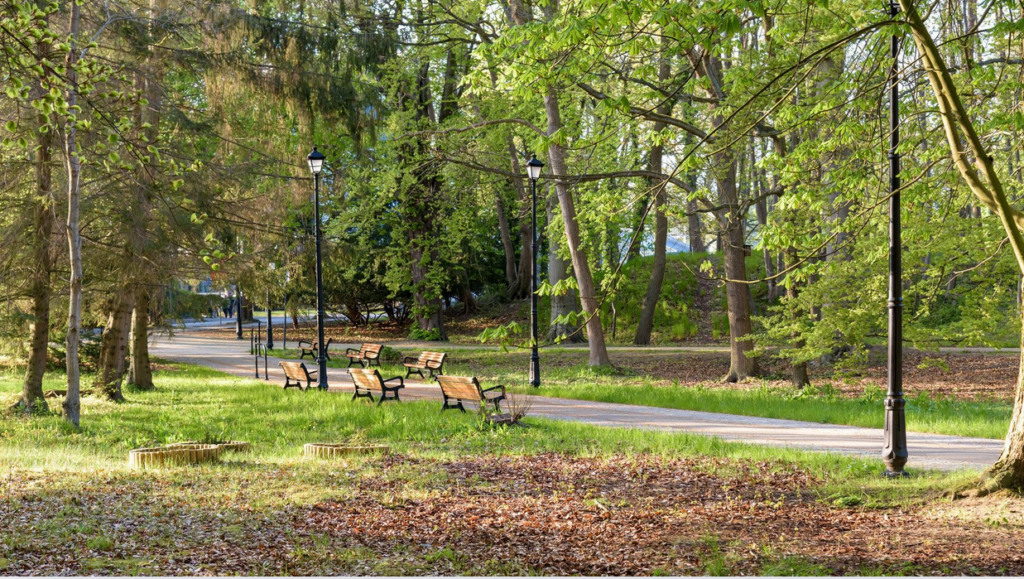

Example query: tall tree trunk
[689,48,758,381]
[115,302,132,381]
[688,199,705,253]
[20,52,53,412]
[755,192,777,301]
[63,0,83,426]
[543,87,611,366]
[901,0,1024,490]
[634,55,672,345]
[95,295,132,402]
[125,0,163,389]
[495,187,518,292]
[547,194,582,342]
[786,249,810,387]
[128,286,154,390]
[508,137,533,300]
[409,236,446,339]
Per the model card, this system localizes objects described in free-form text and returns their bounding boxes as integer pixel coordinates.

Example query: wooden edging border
[303,443,390,459]
[128,441,250,468]
[128,444,221,469]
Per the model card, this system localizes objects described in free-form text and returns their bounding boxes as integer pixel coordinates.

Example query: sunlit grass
[259,346,1013,440]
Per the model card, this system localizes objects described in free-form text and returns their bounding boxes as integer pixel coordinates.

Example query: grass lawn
[5,362,1022,575]
[269,346,1013,440]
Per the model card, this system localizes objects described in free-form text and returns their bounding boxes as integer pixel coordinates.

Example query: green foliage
[408,328,444,342]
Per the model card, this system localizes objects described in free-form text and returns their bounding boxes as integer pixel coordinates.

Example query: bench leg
[347,358,357,368]
[379,388,401,404]
[441,397,466,413]
[352,389,375,403]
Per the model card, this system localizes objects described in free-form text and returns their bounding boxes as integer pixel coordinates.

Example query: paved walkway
[149,333,1005,472]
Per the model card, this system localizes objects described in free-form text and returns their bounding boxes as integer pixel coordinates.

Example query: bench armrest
[481,384,506,396]
[298,340,313,348]
[382,376,404,387]
[306,369,318,377]
[345,347,360,355]
[402,356,418,364]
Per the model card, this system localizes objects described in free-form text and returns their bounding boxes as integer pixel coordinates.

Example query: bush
[379,345,402,362]
[407,327,443,341]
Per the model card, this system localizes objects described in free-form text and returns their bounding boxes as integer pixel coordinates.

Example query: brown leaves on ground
[613,350,1019,402]
[302,454,1024,576]
[4,453,1024,575]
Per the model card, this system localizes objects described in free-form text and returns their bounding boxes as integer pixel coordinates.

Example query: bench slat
[436,375,482,400]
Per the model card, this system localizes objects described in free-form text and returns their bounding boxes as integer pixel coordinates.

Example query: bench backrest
[280,361,310,380]
[349,368,383,391]
[418,351,446,368]
[436,375,482,401]
[362,343,383,357]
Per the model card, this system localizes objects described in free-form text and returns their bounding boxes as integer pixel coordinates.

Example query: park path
[172,317,1019,354]
[149,332,1005,473]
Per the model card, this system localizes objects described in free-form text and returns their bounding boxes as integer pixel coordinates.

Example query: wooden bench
[345,343,383,368]
[348,368,404,405]
[435,375,505,413]
[403,351,446,379]
[280,361,318,391]
[298,338,334,361]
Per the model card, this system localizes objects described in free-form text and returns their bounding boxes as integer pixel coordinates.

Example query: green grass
[261,346,1014,440]
[0,362,963,492]
[536,379,1011,440]
[0,362,987,575]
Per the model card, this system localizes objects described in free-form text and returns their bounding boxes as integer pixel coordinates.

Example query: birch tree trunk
[62,0,83,426]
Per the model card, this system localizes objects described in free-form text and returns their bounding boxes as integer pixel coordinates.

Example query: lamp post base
[881,469,910,478]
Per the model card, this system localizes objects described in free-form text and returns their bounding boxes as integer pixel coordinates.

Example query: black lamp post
[235,285,242,339]
[265,289,274,350]
[526,154,544,387]
[308,146,329,391]
[882,0,908,477]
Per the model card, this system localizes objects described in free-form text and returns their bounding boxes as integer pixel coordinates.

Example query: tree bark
[63,0,83,427]
[786,249,810,387]
[20,55,54,412]
[688,199,705,253]
[900,0,1024,490]
[543,87,611,366]
[95,295,133,402]
[508,137,533,300]
[495,187,518,292]
[634,55,672,345]
[689,48,758,381]
[128,286,154,390]
[547,194,582,342]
